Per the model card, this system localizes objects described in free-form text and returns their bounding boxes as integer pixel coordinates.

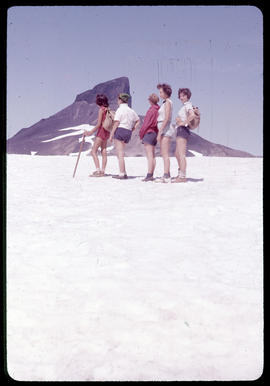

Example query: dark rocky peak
[75,76,131,109]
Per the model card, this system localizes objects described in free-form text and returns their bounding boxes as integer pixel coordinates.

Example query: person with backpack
[109,93,140,179]
[139,93,160,181]
[154,83,174,183]
[172,88,196,183]
[84,94,110,177]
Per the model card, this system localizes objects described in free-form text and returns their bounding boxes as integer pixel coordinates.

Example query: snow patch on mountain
[42,124,96,143]
[189,150,204,157]
[58,124,94,132]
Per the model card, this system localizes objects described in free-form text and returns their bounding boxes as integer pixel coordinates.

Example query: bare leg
[160,136,171,175]
[152,146,156,174]
[144,144,156,174]
[175,137,187,176]
[101,140,107,172]
[175,139,181,170]
[115,139,126,174]
[91,137,103,170]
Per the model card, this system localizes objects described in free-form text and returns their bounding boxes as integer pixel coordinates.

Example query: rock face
[75,77,132,110]
[7,77,254,157]
[7,77,131,156]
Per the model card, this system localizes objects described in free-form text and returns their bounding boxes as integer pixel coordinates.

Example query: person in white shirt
[172,88,195,183]
[155,83,174,183]
[109,93,140,179]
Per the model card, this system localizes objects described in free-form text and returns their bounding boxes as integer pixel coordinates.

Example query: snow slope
[41,124,95,142]
[188,149,204,157]
[6,155,263,381]
[40,126,114,156]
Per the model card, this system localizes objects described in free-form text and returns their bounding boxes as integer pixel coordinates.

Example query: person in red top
[84,94,110,177]
[139,93,160,181]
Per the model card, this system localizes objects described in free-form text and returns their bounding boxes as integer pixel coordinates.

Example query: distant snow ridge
[59,124,113,157]
[42,124,95,143]
[189,150,204,157]
[67,125,114,156]
[40,124,103,157]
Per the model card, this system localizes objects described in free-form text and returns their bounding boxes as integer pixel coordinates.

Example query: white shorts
[158,121,175,138]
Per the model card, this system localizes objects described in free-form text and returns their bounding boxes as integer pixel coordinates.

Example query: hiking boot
[172,176,187,183]
[142,173,154,182]
[163,173,171,183]
[175,169,186,179]
[112,174,128,180]
[89,170,103,177]
[155,173,171,183]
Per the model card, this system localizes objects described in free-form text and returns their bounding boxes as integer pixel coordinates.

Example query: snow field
[7,155,263,381]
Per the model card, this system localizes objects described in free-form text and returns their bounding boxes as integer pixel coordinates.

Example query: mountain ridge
[7,77,255,157]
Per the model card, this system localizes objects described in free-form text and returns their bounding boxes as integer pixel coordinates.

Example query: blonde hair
[148,93,159,104]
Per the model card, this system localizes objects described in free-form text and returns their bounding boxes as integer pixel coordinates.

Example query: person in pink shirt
[84,94,110,177]
[139,93,160,181]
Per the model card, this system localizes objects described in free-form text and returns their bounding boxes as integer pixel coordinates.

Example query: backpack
[103,108,116,132]
[186,105,200,130]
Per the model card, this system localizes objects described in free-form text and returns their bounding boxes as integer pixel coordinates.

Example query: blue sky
[7,5,263,155]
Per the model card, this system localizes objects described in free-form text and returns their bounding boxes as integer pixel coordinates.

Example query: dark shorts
[142,131,157,146]
[176,126,190,140]
[114,127,132,144]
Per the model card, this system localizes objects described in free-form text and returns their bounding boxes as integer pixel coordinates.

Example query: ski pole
[72,134,85,178]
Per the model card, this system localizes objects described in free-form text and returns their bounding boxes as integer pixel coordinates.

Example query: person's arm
[176,116,185,126]
[176,107,195,127]
[109,121,120,142]
[159,101,171,132]
[157,101,171,141]
[109,109,121,141]
[84,109,103,136]
[139,110,151,138]
[185,108,195,125]
[132,119,140,132]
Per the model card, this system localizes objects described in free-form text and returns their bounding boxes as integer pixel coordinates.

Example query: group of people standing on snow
[83,83,196,183]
